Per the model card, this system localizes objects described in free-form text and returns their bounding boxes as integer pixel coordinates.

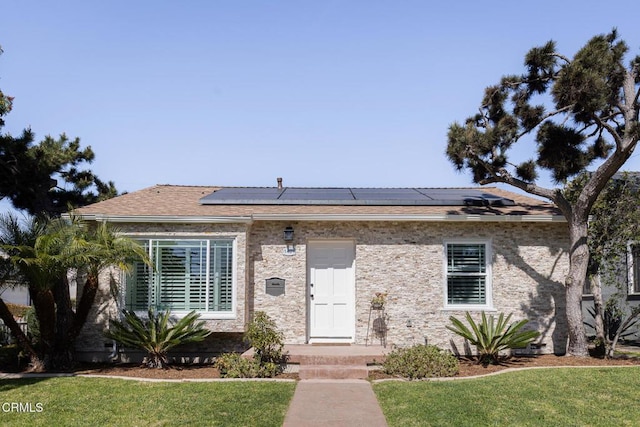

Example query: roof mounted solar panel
[199,187,516,207]
[278,188,354,200]
[350,188,427,201]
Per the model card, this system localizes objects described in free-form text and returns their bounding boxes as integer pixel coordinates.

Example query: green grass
[0,377,296,426]
[374,367,640,427]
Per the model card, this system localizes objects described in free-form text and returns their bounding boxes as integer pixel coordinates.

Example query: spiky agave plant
[105,308,211,369]
[447,311,540,365]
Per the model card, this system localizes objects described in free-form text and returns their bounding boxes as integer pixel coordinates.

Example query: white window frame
[125,237,237,320]
[628,241,640,295]
[443,239,493,311]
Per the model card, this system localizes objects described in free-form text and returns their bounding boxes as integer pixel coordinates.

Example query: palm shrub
[105,308,211,369]
[447,311,540,365]
[383,344,459,379]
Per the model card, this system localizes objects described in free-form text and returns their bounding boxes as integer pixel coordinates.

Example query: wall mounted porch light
[283,226,295,255]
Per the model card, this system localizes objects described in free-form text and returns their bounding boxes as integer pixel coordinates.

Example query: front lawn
[374,367,640,427]
[0,377,296,426]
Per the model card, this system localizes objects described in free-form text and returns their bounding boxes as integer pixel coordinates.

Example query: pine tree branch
[591,113,623,149]
[551,52,571,64]
[514,105,574,140]
[477,166,558,203]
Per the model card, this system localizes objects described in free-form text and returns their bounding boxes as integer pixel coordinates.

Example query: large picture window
[126,239,234,314]
[445,241,491,308]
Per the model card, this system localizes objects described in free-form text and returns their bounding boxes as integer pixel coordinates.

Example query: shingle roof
[74,185,562,219]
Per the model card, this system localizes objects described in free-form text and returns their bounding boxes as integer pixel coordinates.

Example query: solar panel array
[199,187,515,207]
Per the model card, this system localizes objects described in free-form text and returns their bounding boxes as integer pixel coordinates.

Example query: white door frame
[307,240,356,343]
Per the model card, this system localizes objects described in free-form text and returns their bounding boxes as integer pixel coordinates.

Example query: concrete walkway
[283,379,387,427]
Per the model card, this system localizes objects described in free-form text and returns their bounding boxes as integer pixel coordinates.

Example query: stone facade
[75,222,249,361]
[77,218,570,360]
[250,220,570,354]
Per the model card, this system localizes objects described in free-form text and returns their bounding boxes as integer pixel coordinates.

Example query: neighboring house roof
[74,185,563,223]
[612,171,640,189]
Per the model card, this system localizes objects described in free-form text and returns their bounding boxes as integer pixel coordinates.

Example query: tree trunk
[0,297,44,371]
[565,220,590,357]
[591,274,606,356]
[51,275,76,370]
[69,272,99,339]
[30,287,56,368]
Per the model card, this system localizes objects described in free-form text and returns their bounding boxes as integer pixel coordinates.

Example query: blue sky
[2,1,640,196]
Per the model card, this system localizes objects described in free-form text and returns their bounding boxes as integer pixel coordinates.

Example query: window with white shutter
[445,241,492,309]
[126,239,235,315]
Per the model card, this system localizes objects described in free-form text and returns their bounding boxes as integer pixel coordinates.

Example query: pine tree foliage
[448,31,639,189]
[446,30,640,356]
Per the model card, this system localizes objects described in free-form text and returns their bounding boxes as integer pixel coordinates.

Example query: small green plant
[383,344,459,379]
[215,311,285,378]
[447,311,540,365]
[214,353,256,378]
[245,311,285,365]
[586,299,639,342]
[214,353,280,378]
[105,308,211,369]
[371,292,388,308]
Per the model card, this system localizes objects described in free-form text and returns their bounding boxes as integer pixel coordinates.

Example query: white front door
[308,240,355,342]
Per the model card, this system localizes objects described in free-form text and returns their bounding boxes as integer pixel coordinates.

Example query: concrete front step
[291,354,376,366]
[241,345,388,379]
[298,364,370,380]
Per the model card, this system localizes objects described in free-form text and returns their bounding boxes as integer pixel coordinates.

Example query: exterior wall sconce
[283,226,295,255]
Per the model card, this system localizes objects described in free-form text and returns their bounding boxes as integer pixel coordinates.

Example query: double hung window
[445,241,491,309]
[126,239,234,314]
[631,243,640,295]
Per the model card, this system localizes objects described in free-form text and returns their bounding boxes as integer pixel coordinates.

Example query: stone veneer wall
[250,220,570,354]
[76,218,571,361]
[74,222,249,362]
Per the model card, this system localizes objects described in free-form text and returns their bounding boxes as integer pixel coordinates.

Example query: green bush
[214,353,280,378]
[383,344,459,379]
[105,308,211,369]
[215,311,285,378]
[447,311,540,365]
[214,353,256,378]
[586,299,640,342]
[245,311,285,365]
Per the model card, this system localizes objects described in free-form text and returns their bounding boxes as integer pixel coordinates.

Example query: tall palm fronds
[0,212,149,370]
[0,213,49,370]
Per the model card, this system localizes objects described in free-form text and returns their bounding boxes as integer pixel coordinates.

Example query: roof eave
[250,213,566,222]
[72,213,566,223]
[71,214,254,224]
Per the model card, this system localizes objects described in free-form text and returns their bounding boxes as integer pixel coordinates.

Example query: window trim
[125,236,237,320]
[628,241,640,296]
[443,239,493,311]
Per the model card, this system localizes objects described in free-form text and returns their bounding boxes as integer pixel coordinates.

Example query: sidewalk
[283,379,387,427]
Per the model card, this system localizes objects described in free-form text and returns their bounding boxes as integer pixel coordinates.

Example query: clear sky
[2,1,640,196]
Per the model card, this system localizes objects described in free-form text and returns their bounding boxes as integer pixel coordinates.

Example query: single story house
[73,182,570,361]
